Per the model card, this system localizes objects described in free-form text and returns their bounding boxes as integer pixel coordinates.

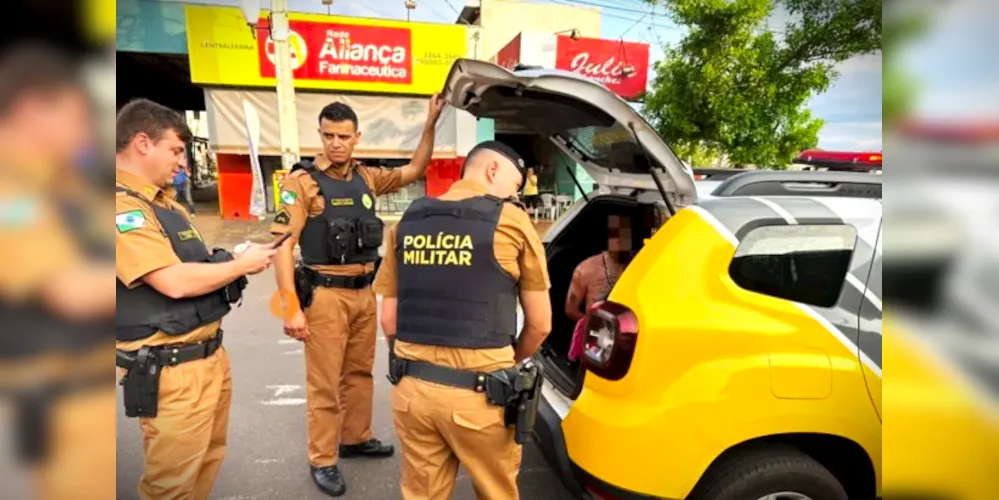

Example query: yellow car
[443,59,883,500]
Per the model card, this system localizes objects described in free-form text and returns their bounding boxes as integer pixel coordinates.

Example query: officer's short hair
[116,99,193,153]
[319,102,359,130]
[463,140,527,178]
[0,42,83,118]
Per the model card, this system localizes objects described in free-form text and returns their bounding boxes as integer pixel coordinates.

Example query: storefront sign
[493,33,521,70]
[555,36,650,101]
[273,170,290,209]
[186,5,467,95]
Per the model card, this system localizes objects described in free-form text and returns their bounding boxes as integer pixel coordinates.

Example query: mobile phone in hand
[271,233,293,250]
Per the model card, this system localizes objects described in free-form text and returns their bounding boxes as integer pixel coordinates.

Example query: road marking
[284,349,304,355]
[262,398,307,406]
[278,339,298,345]
[265,385,301,397]
[254,459,284,465]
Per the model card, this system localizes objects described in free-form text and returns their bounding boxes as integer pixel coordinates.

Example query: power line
[424,2,456,23]
[442,0,476,25]
[554,0,671,18]
[545,0,681,31]
[619,11,649,38]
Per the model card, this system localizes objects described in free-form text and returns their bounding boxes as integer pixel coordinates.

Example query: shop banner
[206,88,458,159]
[273,170,290,209]
[555,36,650,101]
[242,100,267,219]
[186,5,467,96]
[492,33,521,70]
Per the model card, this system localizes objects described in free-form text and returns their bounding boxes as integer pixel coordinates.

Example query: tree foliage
[642,0,882,168]
[882,0,931,129]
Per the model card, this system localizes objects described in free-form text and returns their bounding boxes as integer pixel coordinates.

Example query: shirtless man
[565,215,632,324]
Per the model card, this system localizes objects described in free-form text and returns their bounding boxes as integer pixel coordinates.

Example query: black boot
[339,438,395,459]
[310,464,347,497]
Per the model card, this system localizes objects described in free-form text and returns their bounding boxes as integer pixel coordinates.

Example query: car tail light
[582,301,639,381]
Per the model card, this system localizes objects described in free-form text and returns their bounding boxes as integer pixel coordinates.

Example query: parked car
[443,59,883,500]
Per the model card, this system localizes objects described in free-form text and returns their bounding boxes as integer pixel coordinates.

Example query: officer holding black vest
[374,141,553,499]
[115,99,278,500]
[271,96,444,497]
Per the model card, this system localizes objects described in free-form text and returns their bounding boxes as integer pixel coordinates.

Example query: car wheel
[691,446,848,500]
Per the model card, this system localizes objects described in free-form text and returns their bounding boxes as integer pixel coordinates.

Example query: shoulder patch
[280,190,298,206]
[0,197,40,228]
[274,208,291,226]
[116,210,146,233]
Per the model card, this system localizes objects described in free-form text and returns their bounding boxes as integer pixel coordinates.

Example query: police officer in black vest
[0,43,118,499]
[115,99,278,500]
[374,141,553,499]
[272,97,444,497]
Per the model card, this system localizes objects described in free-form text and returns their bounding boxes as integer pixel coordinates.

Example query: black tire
[691,446,849,500]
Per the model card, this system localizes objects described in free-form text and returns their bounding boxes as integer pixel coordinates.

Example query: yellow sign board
[185,5,468,96]
[273,170,290,209]
[87,0,115,43]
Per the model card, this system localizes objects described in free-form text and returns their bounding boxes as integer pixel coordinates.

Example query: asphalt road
[116,269,576,500]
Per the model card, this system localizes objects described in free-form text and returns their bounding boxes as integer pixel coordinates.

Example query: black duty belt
[308,270,375,290]
[115,331,224,369]
[389,358,493,393]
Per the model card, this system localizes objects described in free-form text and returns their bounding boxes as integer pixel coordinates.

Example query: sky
[897,0,999,122]
[180,0,883,152]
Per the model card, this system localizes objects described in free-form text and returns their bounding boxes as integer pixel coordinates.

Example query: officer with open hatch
[115,99,279,500]
[271,96,445,497]
[374,140,553,499]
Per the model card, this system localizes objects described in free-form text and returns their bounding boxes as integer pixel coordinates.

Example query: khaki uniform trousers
[392,376,523,500]
[304,286,378,467]
[38,387,117,500]
[7,348,116,500]
[131,347,233,500]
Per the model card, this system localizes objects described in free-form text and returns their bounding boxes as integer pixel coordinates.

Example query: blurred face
[131,129,187,189]
[608,215,634,263]
[12,86,92,168]
[319,119,360,166]
[483,156,525,199]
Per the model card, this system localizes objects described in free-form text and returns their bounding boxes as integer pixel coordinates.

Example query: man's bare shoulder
[575,253,604,274]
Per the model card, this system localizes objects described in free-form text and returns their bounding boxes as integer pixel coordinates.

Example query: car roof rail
[711,170,883,199]
[694,168,749,181]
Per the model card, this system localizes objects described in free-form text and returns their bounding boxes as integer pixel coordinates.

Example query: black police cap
[465,140,528,177]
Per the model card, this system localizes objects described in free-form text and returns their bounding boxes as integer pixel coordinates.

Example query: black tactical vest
[0,195,115,361]
[297,162,384,266]
[115,187,232,342]
[394,196,518,349]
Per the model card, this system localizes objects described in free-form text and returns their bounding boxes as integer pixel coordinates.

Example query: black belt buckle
[208,330,224,356]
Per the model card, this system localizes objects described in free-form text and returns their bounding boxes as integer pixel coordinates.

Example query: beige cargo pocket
[391,389,411,414]
[452,407,505,432]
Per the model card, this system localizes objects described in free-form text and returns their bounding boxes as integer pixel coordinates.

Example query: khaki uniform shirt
[0,164,111,382]
[269,155,402,277]
[374,179,551,372]
[115,169,220,351]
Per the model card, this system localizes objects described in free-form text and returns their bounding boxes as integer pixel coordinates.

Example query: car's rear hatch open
[441,58,698,209]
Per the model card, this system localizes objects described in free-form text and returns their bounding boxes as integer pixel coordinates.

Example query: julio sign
[555,35,651,101]
[186,5,468,95]
[491,32,650,101]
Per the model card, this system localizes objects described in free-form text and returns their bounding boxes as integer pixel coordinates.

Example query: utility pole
[270,0,301,172]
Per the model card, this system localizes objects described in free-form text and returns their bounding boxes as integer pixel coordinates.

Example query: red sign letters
[258,19,414,85]
[555,36,650,101]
